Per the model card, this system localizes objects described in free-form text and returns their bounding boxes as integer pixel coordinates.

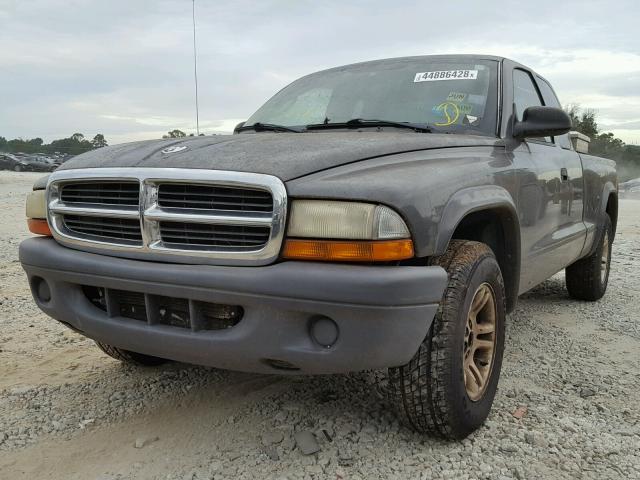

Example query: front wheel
[385,240,506,439]
[14,165,22,172]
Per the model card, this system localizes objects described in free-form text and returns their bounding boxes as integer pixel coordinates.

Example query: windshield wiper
[236,122,304,133]
[306,118,433,133]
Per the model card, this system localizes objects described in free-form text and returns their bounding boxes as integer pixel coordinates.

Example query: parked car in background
[620,178,640,197]
[24,155,59,172]
[26,156,53,172]
[0,153,31,171]
[620,178,640,191]
[0,153,58,172]
[50,153,74,163]
[38,155,61,170]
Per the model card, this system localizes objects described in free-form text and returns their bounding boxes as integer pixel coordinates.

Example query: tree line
[566,106,640,181]
[162,129,205,138]
[0,133,108,156]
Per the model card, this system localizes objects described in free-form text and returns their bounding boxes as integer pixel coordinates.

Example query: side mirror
[233,121,245,134]
[513,106,572,139]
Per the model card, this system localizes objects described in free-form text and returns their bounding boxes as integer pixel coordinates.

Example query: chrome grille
[63,215,143,244]
[159,222,270,249]
[47,168,287,266]
[60,182,140,206]
[158,183,273,213]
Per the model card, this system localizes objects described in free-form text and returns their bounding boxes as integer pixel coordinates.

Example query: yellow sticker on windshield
[434,102,460,126]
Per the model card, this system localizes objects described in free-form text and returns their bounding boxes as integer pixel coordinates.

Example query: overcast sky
[1,0,639,145]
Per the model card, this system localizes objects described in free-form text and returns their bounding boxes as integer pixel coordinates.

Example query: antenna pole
[192,0,200,135]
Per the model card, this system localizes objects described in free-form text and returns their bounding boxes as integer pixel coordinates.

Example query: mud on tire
[384,240,506,439]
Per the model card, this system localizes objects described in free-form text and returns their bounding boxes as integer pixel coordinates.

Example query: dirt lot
[1,172,639,480]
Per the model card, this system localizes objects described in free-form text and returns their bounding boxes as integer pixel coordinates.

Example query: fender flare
[599,181,617,223]
[435,186,519,253]
[596,181,618,245]
[582,181,617,258]
[434,185,521,311]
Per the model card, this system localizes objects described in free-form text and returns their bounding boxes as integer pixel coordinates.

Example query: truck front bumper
[20,238,447,374]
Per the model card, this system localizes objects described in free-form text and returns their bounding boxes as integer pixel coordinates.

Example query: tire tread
[95,342,166,366]
[386,240,506,439]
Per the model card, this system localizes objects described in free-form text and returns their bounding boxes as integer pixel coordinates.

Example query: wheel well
[606,192,618,239]
[451,208,520,313]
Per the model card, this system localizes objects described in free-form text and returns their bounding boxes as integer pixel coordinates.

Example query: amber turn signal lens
[28,218,52,236]
[282,239,414,262]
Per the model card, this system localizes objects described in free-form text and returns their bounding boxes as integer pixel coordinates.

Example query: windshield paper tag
[414,70,478,82]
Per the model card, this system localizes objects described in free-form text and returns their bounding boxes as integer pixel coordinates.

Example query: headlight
[283,200,413,262]
[287,200,410,240]
[26,190,47,219]
[26,189,51,236]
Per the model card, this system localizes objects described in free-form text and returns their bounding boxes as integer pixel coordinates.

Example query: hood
[58,131,501,181]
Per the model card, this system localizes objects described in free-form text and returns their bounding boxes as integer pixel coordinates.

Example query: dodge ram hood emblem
[161,145,188,154]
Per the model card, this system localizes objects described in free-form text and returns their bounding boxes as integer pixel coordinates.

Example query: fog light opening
[32,276,51,303]
[309,316,339,348]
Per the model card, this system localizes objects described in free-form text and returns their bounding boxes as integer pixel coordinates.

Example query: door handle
[560,168,569,181]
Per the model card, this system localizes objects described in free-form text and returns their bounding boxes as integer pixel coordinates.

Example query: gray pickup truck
[20,54,617,439]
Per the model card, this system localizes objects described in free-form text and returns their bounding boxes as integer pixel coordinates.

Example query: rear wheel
[565,215,612,301]
[95,342,168,366]
[385,240,506,439]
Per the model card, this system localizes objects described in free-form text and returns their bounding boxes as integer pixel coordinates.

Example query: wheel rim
[463,283,497,401]
[601,230,610,285]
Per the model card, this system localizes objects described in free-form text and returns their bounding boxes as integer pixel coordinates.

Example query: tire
[95,342,168,366]
[14,165,22,172]
[566,215,612,301]
[385,240,506,439]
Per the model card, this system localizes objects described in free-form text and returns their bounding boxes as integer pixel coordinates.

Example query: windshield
[246,58,499,136]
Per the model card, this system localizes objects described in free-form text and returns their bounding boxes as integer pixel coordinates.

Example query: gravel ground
[0,172,638,480]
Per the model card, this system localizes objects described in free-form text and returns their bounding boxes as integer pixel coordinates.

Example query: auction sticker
[414,70,478,82]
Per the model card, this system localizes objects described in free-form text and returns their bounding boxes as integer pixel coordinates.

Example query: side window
[536,77,573,150]
[513,69,551,143]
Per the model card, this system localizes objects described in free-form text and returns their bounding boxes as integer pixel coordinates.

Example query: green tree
[566,104,581,128]
[591,132,625,158]
[576,111,598,140]
[0,133,110,155]
[564,106,640,181]
[6,137,43,154]
[565,105,598,139]
[164,129,186,138]
[91,133,108,149]
[48,133,93,155]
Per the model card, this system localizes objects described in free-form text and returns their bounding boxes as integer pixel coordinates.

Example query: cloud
[1,0,639,144]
